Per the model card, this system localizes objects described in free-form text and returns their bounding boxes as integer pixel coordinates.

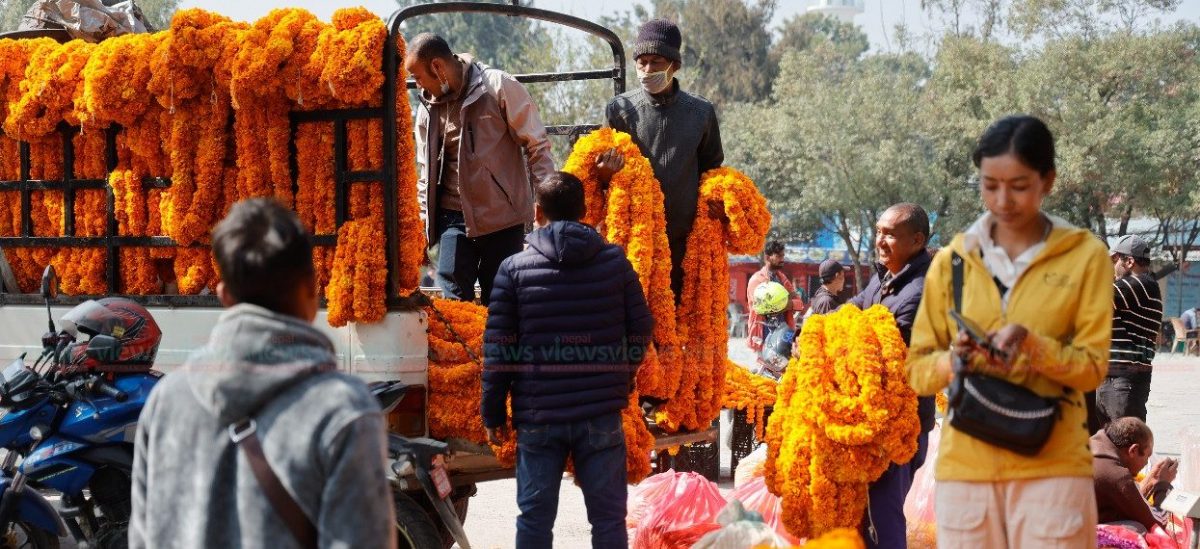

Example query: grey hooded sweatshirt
[129,304,396,548]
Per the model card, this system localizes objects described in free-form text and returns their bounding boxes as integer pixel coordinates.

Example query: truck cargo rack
[0,2,625,310]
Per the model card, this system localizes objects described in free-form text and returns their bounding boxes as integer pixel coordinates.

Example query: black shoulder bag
[945,251,1064,456]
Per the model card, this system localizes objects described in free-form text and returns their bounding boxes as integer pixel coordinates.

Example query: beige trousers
[935,477,1097,548]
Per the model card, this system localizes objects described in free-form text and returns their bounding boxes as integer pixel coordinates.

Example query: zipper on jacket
[468,124,475,153]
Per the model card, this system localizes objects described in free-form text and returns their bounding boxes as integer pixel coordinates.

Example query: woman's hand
[989,324,1029,369]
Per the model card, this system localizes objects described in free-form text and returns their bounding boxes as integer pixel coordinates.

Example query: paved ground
[457,342,1200,548]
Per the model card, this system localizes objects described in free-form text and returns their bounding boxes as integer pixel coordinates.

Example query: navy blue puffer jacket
[481,221,654,427]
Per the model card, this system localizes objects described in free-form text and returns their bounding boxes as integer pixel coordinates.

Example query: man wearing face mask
[597,18,725,301]
[405,33,556,306]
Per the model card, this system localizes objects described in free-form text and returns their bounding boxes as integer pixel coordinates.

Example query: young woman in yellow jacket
[907,115,1114,547]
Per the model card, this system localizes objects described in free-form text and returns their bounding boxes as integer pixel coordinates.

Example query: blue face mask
[637,67,673,94]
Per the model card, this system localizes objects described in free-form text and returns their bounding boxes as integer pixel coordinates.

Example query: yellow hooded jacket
[907,221,1114,481]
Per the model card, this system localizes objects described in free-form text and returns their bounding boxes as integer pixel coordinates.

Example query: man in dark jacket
[481,172,654,549]
[846,202,933,549]
[1091,417,1176,533]
[806,258,846,317]
[600,18,725,300]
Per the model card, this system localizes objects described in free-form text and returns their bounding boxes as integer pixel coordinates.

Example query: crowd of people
[122,13,1187,549]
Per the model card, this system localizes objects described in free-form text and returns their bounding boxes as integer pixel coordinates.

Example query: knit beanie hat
[633,19,682,64]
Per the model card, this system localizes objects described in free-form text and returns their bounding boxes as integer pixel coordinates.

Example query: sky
[178,0,1200,52]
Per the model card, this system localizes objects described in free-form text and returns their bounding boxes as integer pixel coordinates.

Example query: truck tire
[394,492,442,549]
[1,521,60,549]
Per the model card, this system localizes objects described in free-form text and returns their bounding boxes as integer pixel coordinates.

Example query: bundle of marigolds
[763,305,920,539]
[0,7,424,325]
[564,131,769,432]
[722,359,777,440]
[424,297,655,483]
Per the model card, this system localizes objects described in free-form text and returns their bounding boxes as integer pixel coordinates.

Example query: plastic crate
[729,407,772,474]
[653,420,721,481]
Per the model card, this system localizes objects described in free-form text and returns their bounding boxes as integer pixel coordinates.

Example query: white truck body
[0,305,430,388]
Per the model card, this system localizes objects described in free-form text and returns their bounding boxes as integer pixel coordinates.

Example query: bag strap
[230,420,318,549]
[951,251,964,313]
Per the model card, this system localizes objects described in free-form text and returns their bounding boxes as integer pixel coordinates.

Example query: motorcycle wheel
[394,491,442,549]
[2,521,59,549]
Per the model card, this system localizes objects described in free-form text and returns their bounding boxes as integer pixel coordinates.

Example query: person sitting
[1091,417,1178,534]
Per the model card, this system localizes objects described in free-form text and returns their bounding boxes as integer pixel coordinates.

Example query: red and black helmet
[60,298,161,368]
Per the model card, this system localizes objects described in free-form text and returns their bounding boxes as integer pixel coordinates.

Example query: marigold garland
[764,305,920,539]
[801,528,867,548]
[424,297,654,483]
[654,167,769,431]
[723,360,778,440]
[563,128,681,402]
[0,7,424,308]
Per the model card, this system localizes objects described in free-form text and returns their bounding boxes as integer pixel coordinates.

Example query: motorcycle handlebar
[89,379,128,403]
[61,377,128,403]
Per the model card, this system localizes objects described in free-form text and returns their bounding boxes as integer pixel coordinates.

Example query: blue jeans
[515,413,627,549]
[861,429,930,549]
[434,209,524,305]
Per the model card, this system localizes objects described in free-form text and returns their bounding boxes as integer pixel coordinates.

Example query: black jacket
[481,221,654,427]
[848,249,936,432]
[807,286,843,316]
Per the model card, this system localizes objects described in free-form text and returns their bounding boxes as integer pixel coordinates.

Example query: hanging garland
[424,297,654,483]
[723,360,778,440]
[563,128,681,402]
[659,166,770,431]
[764,305,920,539]
[0,7,424,308]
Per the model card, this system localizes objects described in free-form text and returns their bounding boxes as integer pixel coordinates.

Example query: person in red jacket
[747,240,796,352]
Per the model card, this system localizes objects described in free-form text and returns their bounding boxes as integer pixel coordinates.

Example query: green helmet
[752,281,789,315]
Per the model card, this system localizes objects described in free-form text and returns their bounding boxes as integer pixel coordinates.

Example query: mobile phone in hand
[949,309,1009,362]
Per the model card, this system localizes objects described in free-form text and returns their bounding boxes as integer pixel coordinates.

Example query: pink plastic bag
[632,471,727,549]
[904,424,941,547]
[628,469,682,538]
[728,475,800,545]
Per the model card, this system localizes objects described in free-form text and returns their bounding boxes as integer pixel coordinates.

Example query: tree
[724,44,977,275]
[1,0,179,32]
[773,12,869,60]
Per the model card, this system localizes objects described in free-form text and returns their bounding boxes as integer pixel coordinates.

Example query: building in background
[806,0,865,24]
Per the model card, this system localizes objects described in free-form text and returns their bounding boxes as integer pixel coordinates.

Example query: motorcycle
[373,381,472,549]
[0,266,159,548]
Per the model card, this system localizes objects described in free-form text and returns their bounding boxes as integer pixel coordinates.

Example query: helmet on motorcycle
[60,298,161,370]
[751,282,789,315]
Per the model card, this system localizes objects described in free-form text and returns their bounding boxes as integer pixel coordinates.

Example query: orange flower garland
[764,305,920,539]
[563,128,681,401]
[723,360,778,440]
[6,40,95,138]
[0,7,424,307]
[802,528,867,548]
[661,167,770,432]
[424,297,654,483]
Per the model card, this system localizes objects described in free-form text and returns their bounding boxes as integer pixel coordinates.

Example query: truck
[0,3,719,548]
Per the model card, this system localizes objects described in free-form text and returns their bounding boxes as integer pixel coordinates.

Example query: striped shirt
[1109,272,1163,376]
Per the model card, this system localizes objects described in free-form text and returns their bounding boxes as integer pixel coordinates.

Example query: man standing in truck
[595,18,726,301]
[405,33,556,305]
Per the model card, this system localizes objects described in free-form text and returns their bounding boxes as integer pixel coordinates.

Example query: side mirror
[40,266,57,300]
[85,335,121,364]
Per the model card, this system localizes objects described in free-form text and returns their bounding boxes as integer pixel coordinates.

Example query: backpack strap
[230,419,318,549]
